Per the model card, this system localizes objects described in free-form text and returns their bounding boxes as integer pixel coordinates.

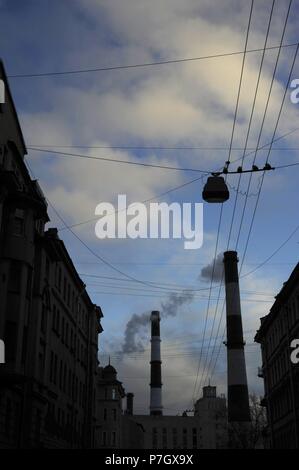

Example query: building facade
[194,385,227,448]
[96,365,144,449]
[255,263,299,449]
[130,385,227,449]
[0,60,103,448]
[96,364,126,449]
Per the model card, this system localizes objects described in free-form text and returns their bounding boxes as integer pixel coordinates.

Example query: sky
[1,0,299,415]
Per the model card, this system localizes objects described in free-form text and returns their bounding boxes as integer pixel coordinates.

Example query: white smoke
[121,290,194,355]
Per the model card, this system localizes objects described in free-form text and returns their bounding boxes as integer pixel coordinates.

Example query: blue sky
[1,0,299,414]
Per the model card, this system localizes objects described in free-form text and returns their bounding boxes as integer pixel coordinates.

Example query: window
[162,428,167,449]
[67,284,70,307]
[70,329,74,352]
[0,144,5,165]
[50,351,54,382]
[58,268,62,291]
[112,388,116,400]
[183,428,187,449]
[38,345,45,381]
[35,410,41,443]
[21,326,27,364]
[8,261,22,293]
[56,309,60,334]
[172,428,178,448]
[72,373,75,399]
[103,408,107,421]
[68,370,72,396]
[13,208,25,236]
[41,304,47,334]
[65,323,69,347]
[5,321,17,361]
[52,305,57,331]
[152,427,158,449]
[63,364,67,392]
[59,360,63,389]
[192,428,197,449]
[72,291,75,312]
[53,354,58,385]
[35,219,44,235]
[45,258,50,278]
[75,377,78,402]
[26,269,32,298]
[62,317,65,343]
[5,399,11,437]
[79,382,82,406]
[112,409,117,421]
[63,277,67,301]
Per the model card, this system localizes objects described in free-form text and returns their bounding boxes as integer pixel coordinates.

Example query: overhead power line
[27,146,297,174]
[27,144,299,151]
[27,147,209,173]
[196,0,294,395]
[28,126,298,235]
[7,42,299,78]
[192,0,255,403]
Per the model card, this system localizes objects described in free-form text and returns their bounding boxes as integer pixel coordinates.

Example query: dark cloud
[200,253,224,282]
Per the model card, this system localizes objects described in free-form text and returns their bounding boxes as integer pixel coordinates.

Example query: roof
[103,364,117,375]
[0,60,27,155]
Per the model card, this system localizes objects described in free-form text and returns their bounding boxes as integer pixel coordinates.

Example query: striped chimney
[150,311,163,416]
[223,251,251,423]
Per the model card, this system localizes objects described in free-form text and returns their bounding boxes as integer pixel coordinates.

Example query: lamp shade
[202,176,229,203]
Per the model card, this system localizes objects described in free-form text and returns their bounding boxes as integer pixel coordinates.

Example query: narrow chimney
[223,251,250,423]
[126,393,134,416]
[150,311,163,416]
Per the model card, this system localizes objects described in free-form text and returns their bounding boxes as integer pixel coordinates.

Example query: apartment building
[255,263,299,448]
[0,60,103,448]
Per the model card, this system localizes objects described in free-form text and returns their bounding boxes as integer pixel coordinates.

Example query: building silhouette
[96,363,125,448]
[0,60,103,448]
[194,385,227,448]
[0,58,231,449]
[96,365,144,449]
[255,263,299,449]
[132,384,227,449]
[97,308,228,449]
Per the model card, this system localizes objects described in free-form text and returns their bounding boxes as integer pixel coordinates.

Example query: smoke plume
[121,290,194,355]
[200,253,224,282]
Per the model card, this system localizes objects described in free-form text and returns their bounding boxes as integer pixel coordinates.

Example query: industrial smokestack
[126,393,134,416]
[223,251,250,423]
[150,311,163,416]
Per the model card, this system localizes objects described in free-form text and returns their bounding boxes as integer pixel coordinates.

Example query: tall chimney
[126,393,134,416]
[150,311,163,416]
[223,251,250,423]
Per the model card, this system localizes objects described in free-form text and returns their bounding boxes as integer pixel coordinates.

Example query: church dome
[103,364,117,379]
